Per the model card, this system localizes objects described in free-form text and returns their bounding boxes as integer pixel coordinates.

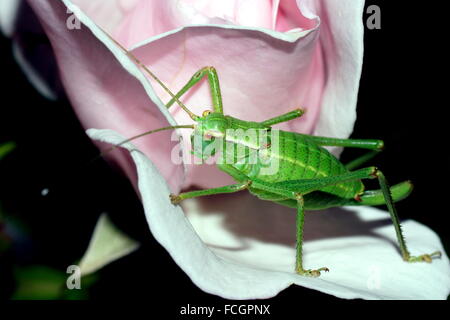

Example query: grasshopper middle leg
[170,181,252,204]
[295,194,329,276]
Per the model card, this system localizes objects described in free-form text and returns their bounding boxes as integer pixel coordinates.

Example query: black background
[0,0,448,311]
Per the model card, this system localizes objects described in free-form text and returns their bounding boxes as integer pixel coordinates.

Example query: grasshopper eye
[202,110,212,117]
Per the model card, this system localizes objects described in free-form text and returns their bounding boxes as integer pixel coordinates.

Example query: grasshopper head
[190,110,228,160]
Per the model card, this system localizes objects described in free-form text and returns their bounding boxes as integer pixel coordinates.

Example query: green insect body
[108,35,442,277]
[194,113,363,207]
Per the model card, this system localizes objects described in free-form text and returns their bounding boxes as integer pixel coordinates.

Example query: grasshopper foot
[406,251,442,263]
[296,267,329,277]
[170,194,182,205]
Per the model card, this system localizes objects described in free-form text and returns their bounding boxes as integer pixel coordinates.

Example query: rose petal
[28,0,364,191]
[109,1,322,189]
[79,213,140,276]
[0,0,20,36]
[18,0,450,299]
[88,128,450,300]
[303,0,366,141]
[182,0,273,29]
[104,0,363,187]
[27,0,186,192]
[274,0,317,32]
[71,0,140,34]
[125,22,324,188]
[89,0,364,143]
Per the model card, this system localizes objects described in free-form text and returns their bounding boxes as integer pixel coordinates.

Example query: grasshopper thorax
[190,111,229,160]
[196,111,228,138]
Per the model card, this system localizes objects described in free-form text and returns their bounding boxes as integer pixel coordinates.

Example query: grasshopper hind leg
[374,170,442,263]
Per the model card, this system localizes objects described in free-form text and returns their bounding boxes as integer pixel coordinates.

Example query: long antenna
[101,28,199,121]
[95,124,194,161]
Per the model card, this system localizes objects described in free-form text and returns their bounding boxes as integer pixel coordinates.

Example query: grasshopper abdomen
[230,130,364,203]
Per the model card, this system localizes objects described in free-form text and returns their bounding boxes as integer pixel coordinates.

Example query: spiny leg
[295,194,329,277]
[260,109,305,127]
[166,66,223,114]
[249,168,383,276]
[170,181,251,204]
[374,170,441,262]
[250,167,441,265]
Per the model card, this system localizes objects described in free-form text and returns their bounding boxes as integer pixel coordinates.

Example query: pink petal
[71,0,140,34]
[183,0,273,29]
[275,0,317,32]
[27,0,365,191]
[300,0,366,140]
[114,3,323,188]
[27,0,185,192]
[99,0,363,188]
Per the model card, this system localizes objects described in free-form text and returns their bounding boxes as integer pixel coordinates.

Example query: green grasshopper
[108,36,441,277]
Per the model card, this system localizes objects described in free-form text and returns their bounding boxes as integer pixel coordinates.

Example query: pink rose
[2,0,449,299]
[24,0,368,194]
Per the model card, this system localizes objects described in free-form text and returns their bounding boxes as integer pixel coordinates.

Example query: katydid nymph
[106,35,441,277]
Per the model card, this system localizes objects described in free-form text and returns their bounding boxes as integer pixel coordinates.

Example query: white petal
[88,128,450,300]
[79,213,140,276]
[0,0,20,36]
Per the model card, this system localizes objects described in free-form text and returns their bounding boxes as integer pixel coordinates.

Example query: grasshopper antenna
[39,29,198,198]
[91,30,199,161]
[40,124,194,199]
[96,124,194,161]
[99,27,199,121]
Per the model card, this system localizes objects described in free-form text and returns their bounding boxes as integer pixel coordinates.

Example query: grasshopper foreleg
[166,66,223,113]
[259,109,305,127]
